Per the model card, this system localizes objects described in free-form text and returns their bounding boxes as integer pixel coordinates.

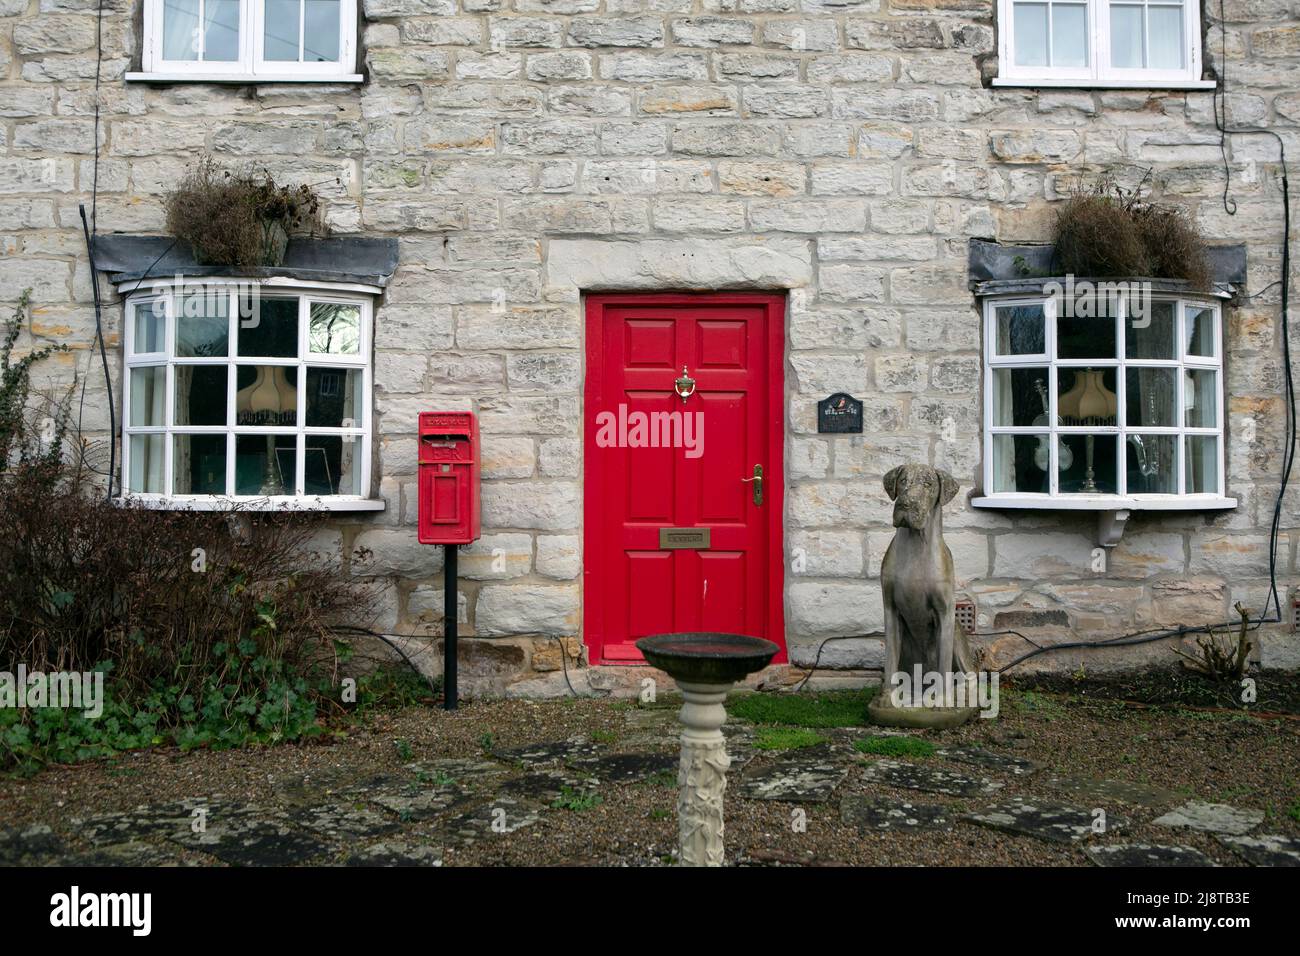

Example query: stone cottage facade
[2,0,1298,694]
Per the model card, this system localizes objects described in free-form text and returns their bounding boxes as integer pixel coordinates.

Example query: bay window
[996,0,1211,88]
[132,0,360,82]
[975,292,1234,512]
[122,281,378,509]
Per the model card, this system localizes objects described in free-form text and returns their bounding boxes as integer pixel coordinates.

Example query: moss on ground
[753,727,828,751]
[854,736,935,758]
[729,690,873,728]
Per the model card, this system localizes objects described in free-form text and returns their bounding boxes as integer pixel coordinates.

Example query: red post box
[417,411,481,545]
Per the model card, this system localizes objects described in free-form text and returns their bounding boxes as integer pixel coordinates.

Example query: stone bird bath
[636,632,779,867]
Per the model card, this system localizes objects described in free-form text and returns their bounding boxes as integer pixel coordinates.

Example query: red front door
[584,292,786,665]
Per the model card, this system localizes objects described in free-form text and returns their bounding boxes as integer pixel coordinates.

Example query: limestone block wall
[1,0,1299,691]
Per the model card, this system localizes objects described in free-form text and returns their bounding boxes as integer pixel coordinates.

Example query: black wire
[79,206,115,503]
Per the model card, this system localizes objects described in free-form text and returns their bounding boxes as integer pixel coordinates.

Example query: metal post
[444,543,458,711]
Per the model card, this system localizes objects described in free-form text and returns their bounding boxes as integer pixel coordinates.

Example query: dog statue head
[883,464,959,531]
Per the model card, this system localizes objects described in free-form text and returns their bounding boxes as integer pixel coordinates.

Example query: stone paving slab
[860,758,1003,797]
[1085,844,1217,867]
[936,746,1042,776]
[368,782,476,822]
[346,842,444,867]
[1045,775,1181,810]
[736,746,849,803]
[1153,801,1264,836]
[496,766,600,802]
[963,799,1126,844]
[172,820,330,866]
[296,802,401,840]
[1217,833,1300,866]
[840,794,956,832]
[438,797,542,847]
[406,758,514,789]
[491,738,602,767]
[0,824,65,865]
[568,752,677,783]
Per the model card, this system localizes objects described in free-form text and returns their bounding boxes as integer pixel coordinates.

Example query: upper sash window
[135,0,360,82]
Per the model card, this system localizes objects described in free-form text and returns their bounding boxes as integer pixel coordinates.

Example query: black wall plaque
[817,393,863,434]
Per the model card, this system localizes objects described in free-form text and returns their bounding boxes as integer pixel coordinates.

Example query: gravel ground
[1,687,1297,867]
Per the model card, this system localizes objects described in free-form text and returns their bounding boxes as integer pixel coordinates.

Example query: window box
[128,0,360,84]
[974,287,1235,544]
[120,279,377,509]
[994,0,1211,89]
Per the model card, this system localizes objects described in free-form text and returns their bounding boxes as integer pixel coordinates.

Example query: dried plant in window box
[1054,173,1211,290]
[164,158,328,269]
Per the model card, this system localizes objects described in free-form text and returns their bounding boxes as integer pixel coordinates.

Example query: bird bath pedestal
[636,633,779,867]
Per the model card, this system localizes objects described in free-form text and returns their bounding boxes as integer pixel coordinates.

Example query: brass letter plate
[659,527,711,549]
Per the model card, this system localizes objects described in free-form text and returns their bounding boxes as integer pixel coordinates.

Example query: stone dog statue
[871,463,977,726]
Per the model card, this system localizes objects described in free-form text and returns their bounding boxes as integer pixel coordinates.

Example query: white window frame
[995,0,1214,89]
[131,0,361,84]
[973,292,1236,513]
[120,279,381,512]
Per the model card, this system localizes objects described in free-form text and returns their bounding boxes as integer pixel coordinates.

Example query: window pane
[173,434,227,494]
[128,435,164,493]
[1184,306,1215,357]
[994,304,1045,355]
[1057,368,1118,425]
[306,367,363,428]
[1183,369,1217,427]
[1057,313,1116,359]
[1014,3,1049,66]
[265,0,301,62]
[992,367,1051,427]
[1110,4,1145,68]
[1148,4,1184,70]
[1125,367,1176,427]
[163,0,200,61]
[129,366,166,427]
[133,301,165,354]
[174,365,228,426]
[309,302,360,355]
[239,297,299,357]
[303,0,340,63]
[1185,435,1218,493]
[204,0,241,62]
[236,434,297,495]
[305,435,361,495]
[176,290,229,357]
[1126,433,1177,494]
[236,365,299,426]
[1059,434,1118,494]
[1052,3,1089,68]
[1125,299,1174,359]
[992,434,1051,493]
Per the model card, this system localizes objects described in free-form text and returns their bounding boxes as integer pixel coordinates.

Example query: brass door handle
[741,464,763,506]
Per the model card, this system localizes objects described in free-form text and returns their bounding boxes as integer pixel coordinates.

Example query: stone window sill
[991,78,1217,90]
[125,72,364,84]
[971,495,1237,547]
[115,495,385,513]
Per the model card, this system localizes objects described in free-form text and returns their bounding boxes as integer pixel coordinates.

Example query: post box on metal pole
[417,411,481,710]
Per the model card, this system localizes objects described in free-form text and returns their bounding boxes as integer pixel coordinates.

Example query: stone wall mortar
[2,0,1299,686]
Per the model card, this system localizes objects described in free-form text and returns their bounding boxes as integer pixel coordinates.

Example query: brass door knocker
[674,366,696,403]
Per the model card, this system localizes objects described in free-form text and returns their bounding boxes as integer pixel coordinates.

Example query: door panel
[584,293,786,665]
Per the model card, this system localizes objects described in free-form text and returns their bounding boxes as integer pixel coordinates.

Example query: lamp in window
[236,367,297,494]
[1058,368,1117,492]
